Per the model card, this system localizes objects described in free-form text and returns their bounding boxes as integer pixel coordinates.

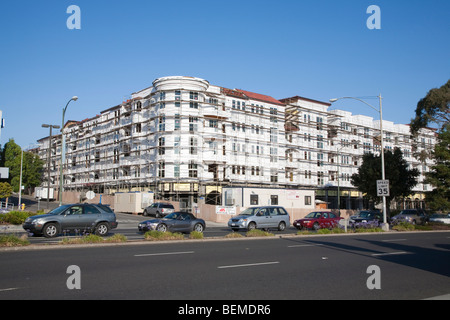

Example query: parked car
[143,202,175,217]
[228,206,290,231]
[23,203,118,238]
[391,209,429,225]
[429,213,450,224]
[293,211,343,230]
[350,210,385,227]
[138,211,205,233]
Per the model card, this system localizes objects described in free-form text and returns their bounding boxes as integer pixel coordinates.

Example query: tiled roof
[221,87,285,106]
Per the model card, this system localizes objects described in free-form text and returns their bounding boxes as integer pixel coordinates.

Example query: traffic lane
[2,232,449,300]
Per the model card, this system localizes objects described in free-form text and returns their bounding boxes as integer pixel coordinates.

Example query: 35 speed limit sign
[377,180,390,197]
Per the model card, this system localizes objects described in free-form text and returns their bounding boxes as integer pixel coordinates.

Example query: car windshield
[164,212,182,220]
[304,212,322,218]
[359,211,373,218]
[48,205,72,215]
[240,208,260,216]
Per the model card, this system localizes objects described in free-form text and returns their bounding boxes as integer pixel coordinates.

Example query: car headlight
[32,218,45,225]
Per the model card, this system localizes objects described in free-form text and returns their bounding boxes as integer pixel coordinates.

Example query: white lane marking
[134,251,194,257]
[288,244,324,248]
[371,251,409,257]
[423,293,450,300]
[0,288,19,292]
[218,261,279,269]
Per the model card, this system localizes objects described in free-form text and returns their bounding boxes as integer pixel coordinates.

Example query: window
[270,195,278,205]
[270,168,278,183]
[250,194,258,205]
[270,147,278,162]
[158,137,165,155]
[174,136,180,154]
[305,196,312,206]
[190,137,197,155]
[189,161,198,177]
[189,91,198,100]
[317,135,324,149]
[159,115,165,131]
[270,128,278,143]
[209,119,218,128]
[174,163,180,178]
[174,114,180,130]
[316,117,323,130]
[158,162,165,178]
[189,116,198,132]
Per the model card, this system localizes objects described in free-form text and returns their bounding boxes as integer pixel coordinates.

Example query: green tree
[22,152,44,193]
[351,149,419,209]
[0,182,13,199]
[424,124,450,211]
[2,139,22,192]
[2,139,44,193]
[410,79,450,135]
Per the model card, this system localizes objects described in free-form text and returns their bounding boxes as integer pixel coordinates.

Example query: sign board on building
[376,180,390,197]
[216,206,236,215]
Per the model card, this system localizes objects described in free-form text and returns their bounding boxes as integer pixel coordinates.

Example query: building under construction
[37,76,436,210]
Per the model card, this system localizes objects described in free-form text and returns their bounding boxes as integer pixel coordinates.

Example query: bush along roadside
[0,211,39,225]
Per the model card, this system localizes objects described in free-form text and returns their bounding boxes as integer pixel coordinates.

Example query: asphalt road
[0,231,449,301]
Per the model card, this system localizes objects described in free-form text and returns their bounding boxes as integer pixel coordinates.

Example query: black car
[138,211,205,233]
[349,210,385,227]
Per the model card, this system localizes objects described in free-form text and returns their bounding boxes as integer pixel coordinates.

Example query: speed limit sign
[377,180,390,197]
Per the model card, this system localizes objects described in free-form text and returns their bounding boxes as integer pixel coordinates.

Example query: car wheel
[143,210,148,217]
[155,211,160,218]
[278,221,286,231]
[247,222,256,231]
[193,223,204,232]
[313,222,320,231]
[157,224,167,232]
[43,223,59,238]
[95,222,109,236]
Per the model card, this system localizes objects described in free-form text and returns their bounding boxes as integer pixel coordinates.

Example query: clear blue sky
[0,0,449,148]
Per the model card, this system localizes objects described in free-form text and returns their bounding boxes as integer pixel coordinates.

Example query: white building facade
[37,76,436,209]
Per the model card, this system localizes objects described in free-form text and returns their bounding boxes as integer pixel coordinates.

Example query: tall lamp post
[59,96,78,206]
[329,94,389,231]
[42,124,60,209]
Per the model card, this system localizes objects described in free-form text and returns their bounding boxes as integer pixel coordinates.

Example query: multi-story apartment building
[37,76,436,209]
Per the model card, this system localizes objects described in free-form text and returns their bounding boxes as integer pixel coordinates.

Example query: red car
[293,211,343,230]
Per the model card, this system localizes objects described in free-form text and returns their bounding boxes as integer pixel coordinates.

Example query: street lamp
[59,96,78,206]
[329,94,389,231]
[42,124,60,209]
